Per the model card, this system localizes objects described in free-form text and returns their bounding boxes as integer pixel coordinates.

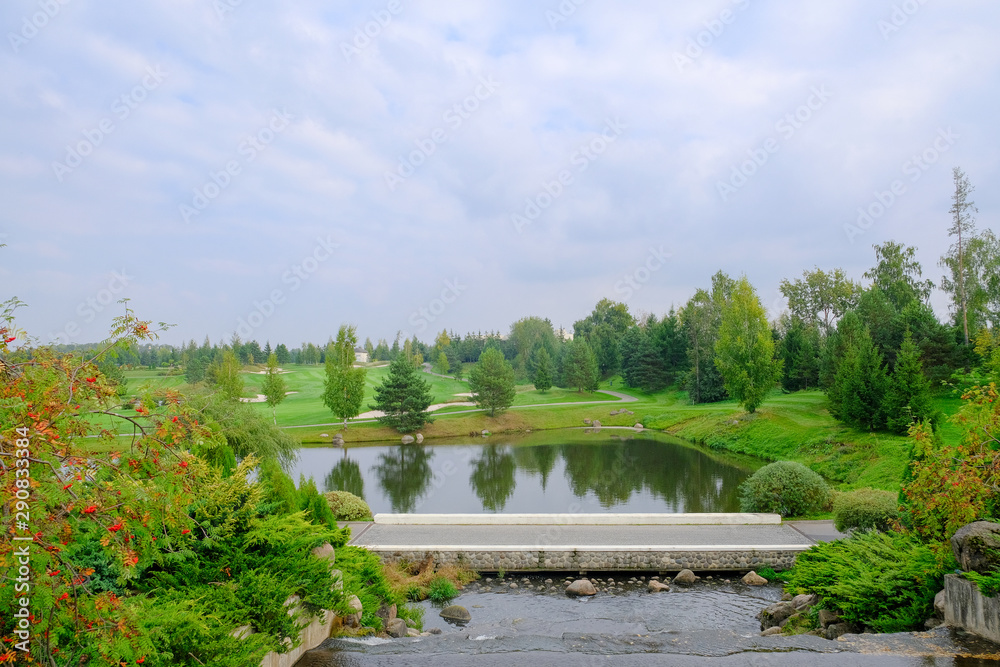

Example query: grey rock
[791,593,819,611]
[509,583,518,589]
[952,522,1000,574]
[415,433,424,443]
[439,605,472,623]
[634,423,644,429]
[345,595,363,628]
[401,435,415,445]
[761,626,783,637]
[934,589,946,617]
[647,580,671,593]
[673,569,698,585]
[925,618,943,629]
[376,603,397,626]
[583,419,592,425]
[818,609,840,628]
[428,627,443,635]
[825,623,850,640]
[757,601,796,630]
[742,571,768,586]
[592,420,602,428]
[566,579,597,596]
[386,618,408,638]
[311,542,336,565]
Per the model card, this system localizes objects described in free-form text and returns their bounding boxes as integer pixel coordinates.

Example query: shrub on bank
[325,490,374,521]
[782,530,954,633]
[833,488,899,532]
[738,461,830,517]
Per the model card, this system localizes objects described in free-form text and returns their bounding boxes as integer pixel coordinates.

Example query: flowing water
[297,575,1000,666]
[289,430,757,513]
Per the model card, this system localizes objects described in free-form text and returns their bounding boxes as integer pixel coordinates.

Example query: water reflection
[297,432,754,515]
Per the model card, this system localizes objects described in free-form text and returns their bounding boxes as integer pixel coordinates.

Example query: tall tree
[434,350,450,375]
[322,325,367,428]
[883,331,936,434]
[209,349,244,400]
[508,316,558,380]
[714,277,783,413]
[261,352,288,424]
[370,355,434,433]
[779,267,862,333]
[863,241,934,312]
[275,343,290,365]
[573,299,634,378]
[469,347,517,417]
[681,288,727,403]
[945,167,978,345]
[532,346,554,392]
[827,312,889,430]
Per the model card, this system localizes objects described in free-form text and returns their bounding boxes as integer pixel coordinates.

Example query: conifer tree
[883,331,935,433]
[533,346,554,392]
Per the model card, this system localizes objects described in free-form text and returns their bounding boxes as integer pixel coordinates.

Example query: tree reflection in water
[323,457,366,499]
[469,445,517,511]
[371,445,434,513]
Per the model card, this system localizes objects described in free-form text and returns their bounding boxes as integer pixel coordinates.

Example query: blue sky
[2,0,998,348]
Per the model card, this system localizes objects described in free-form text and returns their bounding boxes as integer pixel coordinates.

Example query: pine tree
[469,347,517,416]
[370,355,434,432]
[883,331,936,434]
[533,346,554,392]
[563,339,599,392]
[829,315,888,430]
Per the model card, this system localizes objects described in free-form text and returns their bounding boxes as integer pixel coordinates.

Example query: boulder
[344,595,363,628]
[415,433,424,443]
[817,609,840,628]
[385,618,408,638]
[406,628,420,637]
[825,623,850,640]
[742,571,768,586]
[376,603,397,626]
[672,569,698,585]
[583,419,592,425]
[647,580,671,593]
[757,601,796,630]
[592,420,602,428]
[439,605,472,623]
[634,423,644,429]
[566,579,597,596]
[401,435,415,445]
[951,521,1000,574]
[311,542,336,565]
[427,627,443,635]
[760,626,783,637]
[934,589,946,617]
[791,593,819,611]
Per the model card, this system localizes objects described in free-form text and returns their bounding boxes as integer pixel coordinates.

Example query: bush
[782,530,955,633]
[428,577,459,602]
[833,488,899,532]
[325,491,374,521]
[738,461,830,517]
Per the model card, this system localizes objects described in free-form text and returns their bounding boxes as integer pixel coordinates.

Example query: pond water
[287,430,757,514]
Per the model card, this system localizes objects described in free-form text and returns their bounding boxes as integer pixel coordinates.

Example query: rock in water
[415,433,424,443]
[756,601,796,630]
[672,569,697,585]
[565,579,597,596]
[761,626,783,636]
[647,580,671,593]
[401,435,415,445]
[934,589,946,617]
[439,605,472,623]
[951,521,1000,574]
[742,571,768,586]
[386,618,408,638]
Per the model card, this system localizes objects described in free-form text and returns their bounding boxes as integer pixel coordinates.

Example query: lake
[287,429,758,514]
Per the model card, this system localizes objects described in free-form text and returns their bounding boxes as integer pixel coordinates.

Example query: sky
[2,0,998,349]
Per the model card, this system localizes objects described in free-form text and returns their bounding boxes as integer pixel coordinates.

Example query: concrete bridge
[348,513,823,573]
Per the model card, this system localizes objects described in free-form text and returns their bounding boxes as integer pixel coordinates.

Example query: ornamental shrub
[738,461,830,517]
[325,490,374,521]
[833,488,899,532]
[782,530,955,633]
